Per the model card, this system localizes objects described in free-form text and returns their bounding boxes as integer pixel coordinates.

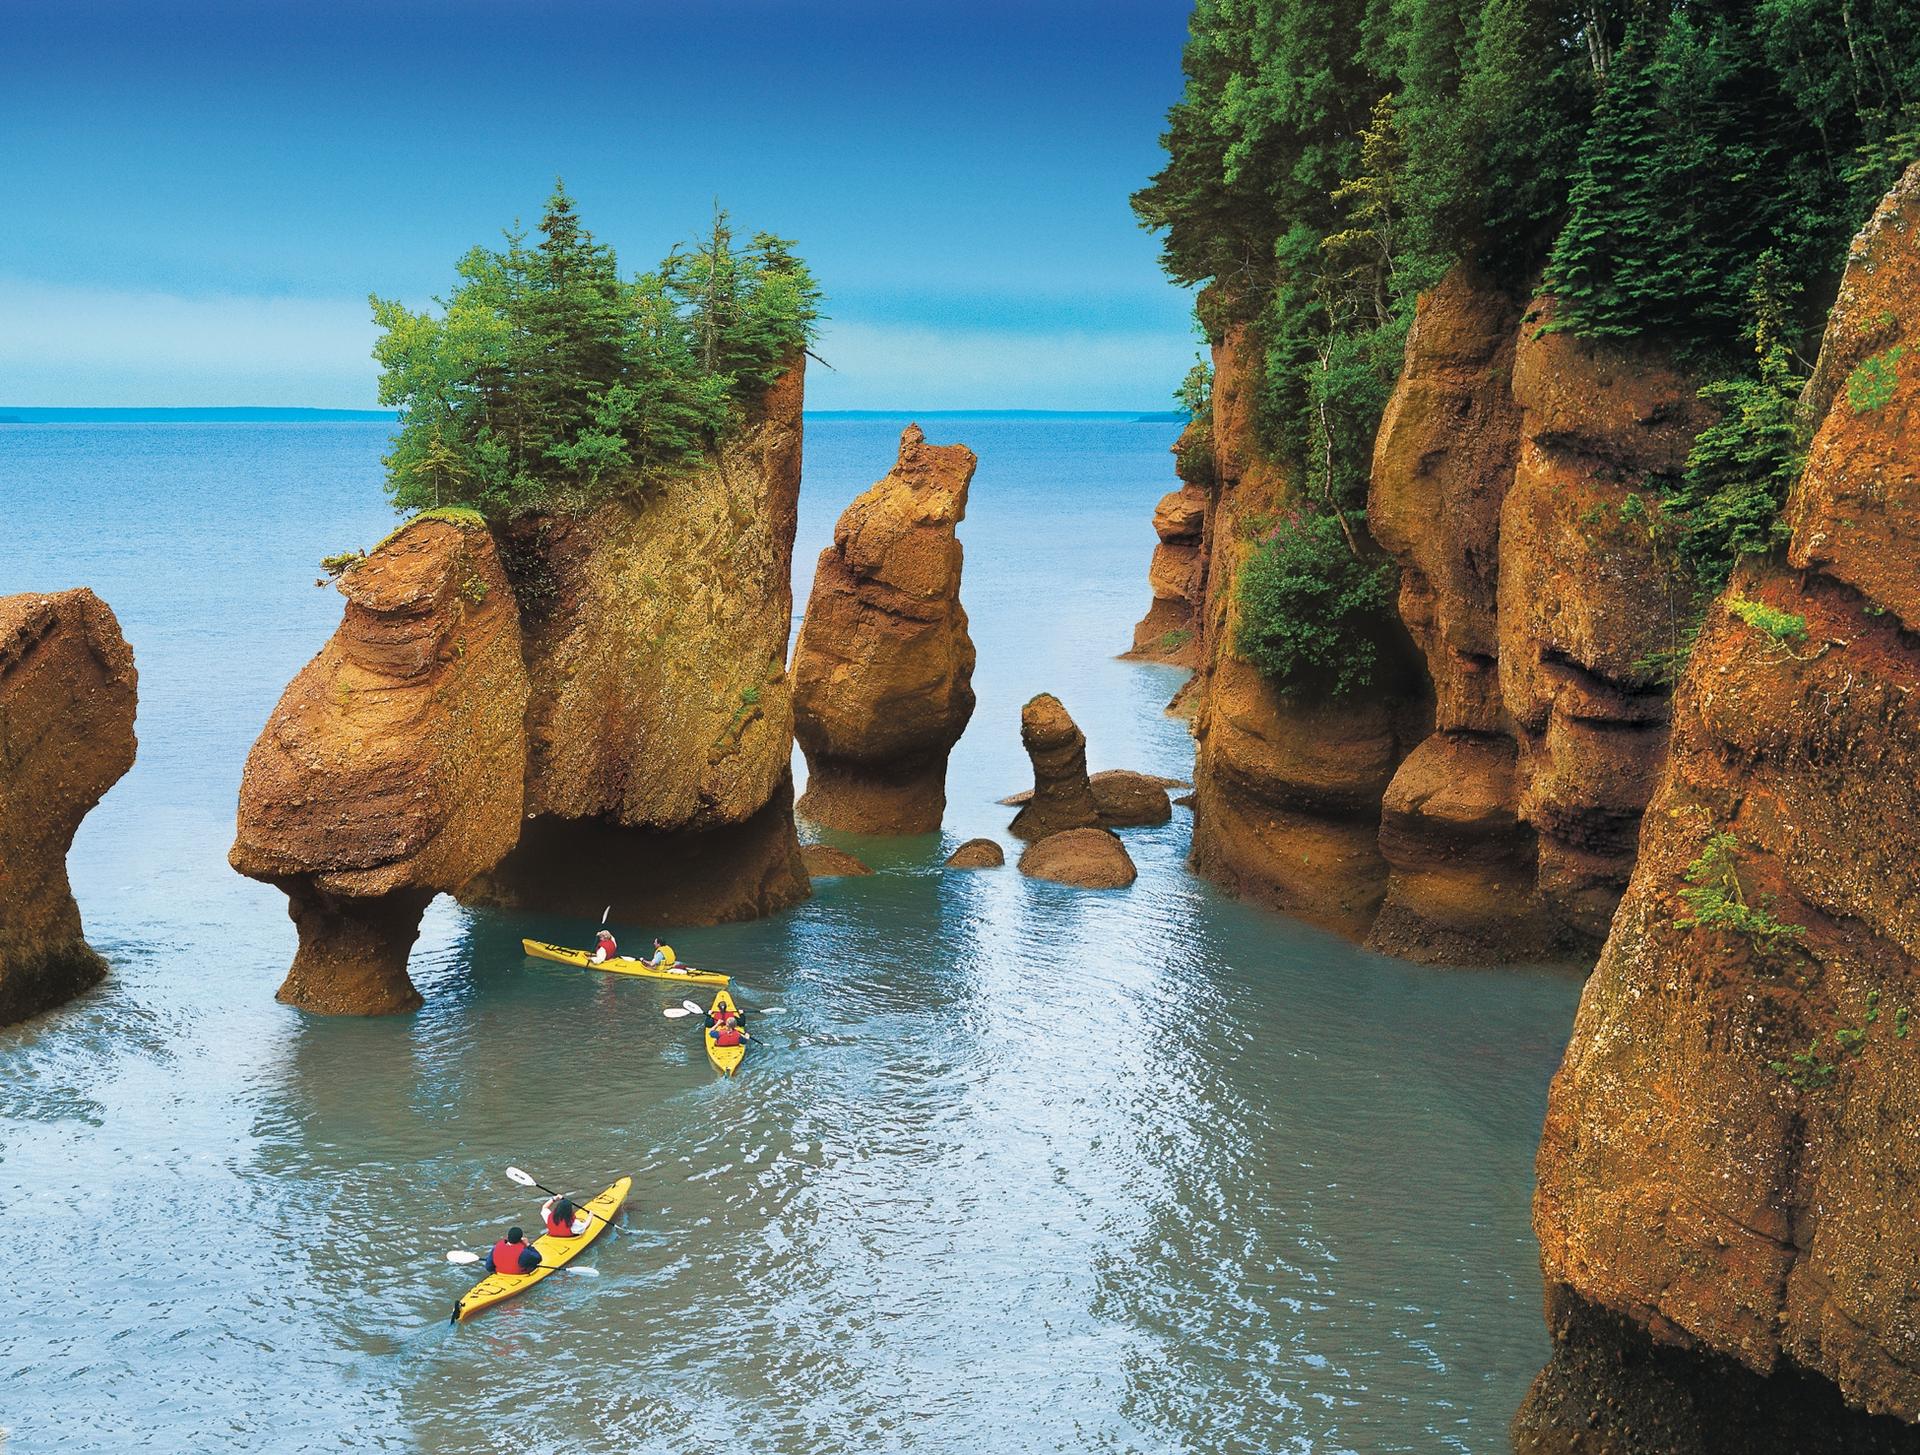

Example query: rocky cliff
[1526,161,1920,1436]
[235,365,810,1011]
[1127,424,1209,667]
[792,424,976,834]
[1184,321,1428,936]
[0,589,137,1025]
[231,516,528,1013]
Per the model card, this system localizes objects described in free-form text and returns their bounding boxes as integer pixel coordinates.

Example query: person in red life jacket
[589,929,617,965]
[541,1195,589,1239]
[711,1018,746,1049]
[486,1226,542,1275]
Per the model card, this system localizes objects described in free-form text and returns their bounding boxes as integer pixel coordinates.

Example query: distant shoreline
[1,406,1189,424]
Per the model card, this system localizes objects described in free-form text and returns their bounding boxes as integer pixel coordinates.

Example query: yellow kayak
[521,938,728,987]
[705,989,747,1076]
[452,1176,631,1323]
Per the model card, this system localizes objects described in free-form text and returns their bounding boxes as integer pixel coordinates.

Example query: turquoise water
[0,417,1582,1453]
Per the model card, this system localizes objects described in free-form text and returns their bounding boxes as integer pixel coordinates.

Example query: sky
[1,0,1200,410]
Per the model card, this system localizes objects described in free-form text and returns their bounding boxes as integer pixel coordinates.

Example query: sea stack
[1009,693,1101,840]
[792,424,977,835]
[0,589,138,1026]
[231,516,529,1014]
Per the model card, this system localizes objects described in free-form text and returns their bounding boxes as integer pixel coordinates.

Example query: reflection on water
[0,417,1582,1453]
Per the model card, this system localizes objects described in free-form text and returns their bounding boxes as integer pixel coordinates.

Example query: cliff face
[0,590,137,1025]
[1186,322,1427,936]
[236,365,811,1011]
[1127,425,1209,667]
[231,517,529,1013]
[460,365,810,924]
[792,424,976,834]
[1529,162,1920,1430]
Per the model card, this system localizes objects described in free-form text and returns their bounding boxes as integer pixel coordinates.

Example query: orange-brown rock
[1009,694,1102,840]
[1017,827,1137,889]
[1365,266,1562,962]
[466,364,811,926]
[1088,769,1173,827]
[943,837,1004,869]
[1127,426,1210,666]
[1531,162,1920,1430]
[0,590,137,1025]
[792,424,976,834]
[231,516,529,1013]
[1185,319,1427,936]
[1499,298,1710,943]
[801,843,872,878]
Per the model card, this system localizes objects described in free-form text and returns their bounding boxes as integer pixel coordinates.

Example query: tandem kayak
[705,989,747,1077]
[521,938,729,987]
[451,1176,631,1323]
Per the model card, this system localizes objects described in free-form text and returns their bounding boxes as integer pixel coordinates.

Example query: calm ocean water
[0,416,1581,1453]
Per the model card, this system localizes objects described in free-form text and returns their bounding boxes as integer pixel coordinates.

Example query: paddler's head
[596,930,613,943]
[554,1197,576,1221]
[506,1226,525,1244]
[653,938,663,948]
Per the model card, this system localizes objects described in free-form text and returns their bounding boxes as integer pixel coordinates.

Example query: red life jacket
[596,936,617,958]
[713,1023,743,1047]
[545,1209,578,1238]
[489,1239,529,1274]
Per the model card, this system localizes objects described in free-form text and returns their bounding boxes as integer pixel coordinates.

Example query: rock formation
[235,365,812,1011]
[801,843,872,878]
[1088,769,1175,826]
[1127,423,1209,666]
[1364,268,1558,963]
[1018,827,1137,889]
[944,838,1004,869]
[1528,162,1920,1434]
[792,424,976,834]
[1184,320,1428,936]
[1500,300,1710,944]
[231,516,529,1013]
[1008,694,1102,840]
[0,590,137,1025]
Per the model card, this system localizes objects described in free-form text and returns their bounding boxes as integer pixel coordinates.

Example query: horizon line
[0,405,1186,421]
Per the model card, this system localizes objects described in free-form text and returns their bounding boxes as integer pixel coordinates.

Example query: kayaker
[486,1227,542,1275]
[590,930,617,964]
[712,1019,746,1049]
[647,938,677,969]
[706,1003,744,1031]
[541,1195,589,1239]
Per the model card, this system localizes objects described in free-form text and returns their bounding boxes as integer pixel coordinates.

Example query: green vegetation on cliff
[371,183,820,518]
[1137,0,1920,684]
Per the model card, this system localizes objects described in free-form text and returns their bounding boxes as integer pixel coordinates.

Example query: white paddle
[505,1165,622,1235]
[446,1249,598,1276]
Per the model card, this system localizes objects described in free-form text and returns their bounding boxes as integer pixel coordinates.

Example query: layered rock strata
[0,590,137,1025]
[792,424,976,834]
[1008,694,1102,840]
[1529,162,1920,1433]
[236,366,812,1011]
[232,517,529,1013]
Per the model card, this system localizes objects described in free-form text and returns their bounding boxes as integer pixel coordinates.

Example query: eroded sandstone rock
[231,516,529,1013]
[0,589,137,1025]
[1008,694,1101,840]
[801,843,872,878]
[1531,161,1920,1428]
[1128,424,1210,666]
[1018,827,1137,889]
[943,837,1004,869]
[1088,769,1174,827]
[792,424,977,834]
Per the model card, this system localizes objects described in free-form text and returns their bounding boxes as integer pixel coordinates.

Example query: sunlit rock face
[0,588,137,1025]
[1528,161,1920,1435]
[793,424,977,836]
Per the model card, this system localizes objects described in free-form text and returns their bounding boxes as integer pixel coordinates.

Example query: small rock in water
[801,843,873,878]
[1017,828,1136,889]
[944,838,1005,869]
[1089,769,1174,826]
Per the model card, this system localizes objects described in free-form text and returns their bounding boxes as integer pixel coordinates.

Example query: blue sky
[1,0,1199,409]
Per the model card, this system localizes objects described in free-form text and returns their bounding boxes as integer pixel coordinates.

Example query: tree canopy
[371,184,821,517]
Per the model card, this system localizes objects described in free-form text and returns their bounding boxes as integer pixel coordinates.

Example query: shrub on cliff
[1234,510,1395,698]
[371,183,820,519]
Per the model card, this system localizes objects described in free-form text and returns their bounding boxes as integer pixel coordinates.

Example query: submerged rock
[1008,694,1102,840]
[0,589,137,1025]
[801,843,872,878]
[1087,769,1174,827]
[1017,827,1136,889]
[231,516,529,1013]
[1532,162,1920,1428]
[943,837,1004,869]
[792,424,977,834]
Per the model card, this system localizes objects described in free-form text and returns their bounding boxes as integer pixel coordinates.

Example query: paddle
[445,1249,599,1276]
[505,1165,623,1236]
